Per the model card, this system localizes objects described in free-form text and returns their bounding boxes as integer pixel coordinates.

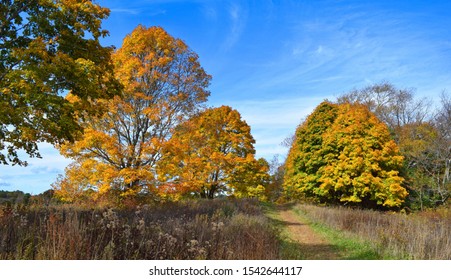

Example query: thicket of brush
[0,199,279,260]
[295,204,451,259]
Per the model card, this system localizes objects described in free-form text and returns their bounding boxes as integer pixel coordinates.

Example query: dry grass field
[0,199,279,260]
[2,197,450,260]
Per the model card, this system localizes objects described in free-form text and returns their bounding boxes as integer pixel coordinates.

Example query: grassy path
[265,203,383,260]
[276,204,339,259]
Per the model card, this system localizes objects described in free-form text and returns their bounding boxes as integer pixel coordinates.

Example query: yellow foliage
[284,101,408,208]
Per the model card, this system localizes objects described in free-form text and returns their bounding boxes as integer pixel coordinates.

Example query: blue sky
[1,0,451,194]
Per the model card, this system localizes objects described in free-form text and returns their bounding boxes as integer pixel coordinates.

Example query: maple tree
[54,25,211,203]
[229,157,270,201]
[284,101,408,208]
[0,0,120,165]
[338,83,450,209]
[158,106,269,200]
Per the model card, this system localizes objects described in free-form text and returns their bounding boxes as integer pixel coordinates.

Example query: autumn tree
[231,157,270,201]
[158,106,269,200]
[1,0,120,166]
[398,94,450,209]
[338,83,450,209]
[284,101,408,209]
[264,155,286,202]
[54,25,211,204]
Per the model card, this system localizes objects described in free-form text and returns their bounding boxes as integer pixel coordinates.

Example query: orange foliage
[54,25,211,204]
[158,106,269,199]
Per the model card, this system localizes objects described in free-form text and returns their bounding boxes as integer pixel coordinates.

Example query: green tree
[284,101,407,209]
[1,0,120,166]
[284,101,339,200]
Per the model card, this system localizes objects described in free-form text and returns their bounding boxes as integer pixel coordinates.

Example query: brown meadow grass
[0,199,279,260]
[294,204,451,259]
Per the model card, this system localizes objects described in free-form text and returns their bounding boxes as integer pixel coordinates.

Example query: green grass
[262,201,390,260]
[292,207,390,260]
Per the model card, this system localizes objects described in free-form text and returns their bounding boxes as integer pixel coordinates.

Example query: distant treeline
[0,190,54,205]
[0,190,31,205]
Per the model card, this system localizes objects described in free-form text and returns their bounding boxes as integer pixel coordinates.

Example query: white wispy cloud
[110,8,141,15]
[280,3,451,95]
[221,2,247,51]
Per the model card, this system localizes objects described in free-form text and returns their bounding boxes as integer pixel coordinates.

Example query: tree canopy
[158,105,269,200]
[1,0,121,166]
[337,82,450,209]
[54,25,211,204]
[284,101,408,209]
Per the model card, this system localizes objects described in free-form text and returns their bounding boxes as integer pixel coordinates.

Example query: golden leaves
[284,102,408,208]
[53,25,211,204]
[157,106,267,199]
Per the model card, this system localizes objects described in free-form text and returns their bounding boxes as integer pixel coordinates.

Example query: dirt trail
[277,205,339,259]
